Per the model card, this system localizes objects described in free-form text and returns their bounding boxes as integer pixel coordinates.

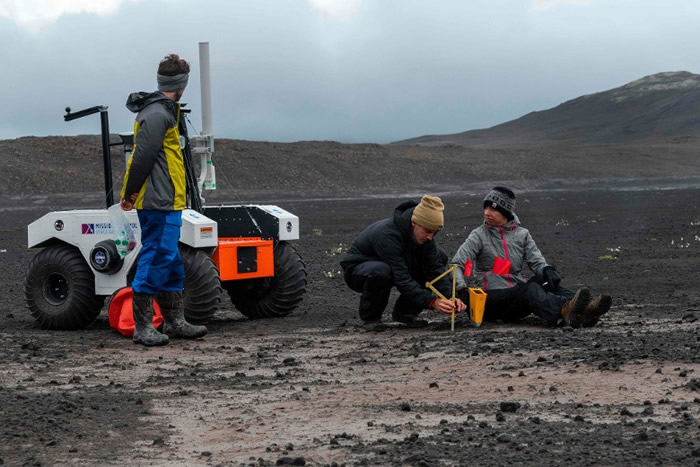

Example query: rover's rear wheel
[180,245,222,322]
[224,242,306,319]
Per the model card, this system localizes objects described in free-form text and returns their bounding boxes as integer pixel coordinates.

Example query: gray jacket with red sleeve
[450,216,549,291]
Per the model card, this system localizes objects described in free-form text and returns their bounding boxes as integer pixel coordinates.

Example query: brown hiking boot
[581,294,612,327]
[560,288,591,328]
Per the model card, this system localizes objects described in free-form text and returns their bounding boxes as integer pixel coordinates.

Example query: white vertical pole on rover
[197,41,216,195]
[199,41,213,136]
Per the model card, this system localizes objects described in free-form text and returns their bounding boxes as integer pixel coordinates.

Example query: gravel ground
[1,184,699,466]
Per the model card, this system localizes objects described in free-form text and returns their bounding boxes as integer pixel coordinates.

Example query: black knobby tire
[180,245,222,322]
[24,244,103,330]
[224,241,307,319]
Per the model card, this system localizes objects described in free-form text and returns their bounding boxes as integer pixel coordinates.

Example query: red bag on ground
[108,287,163,337]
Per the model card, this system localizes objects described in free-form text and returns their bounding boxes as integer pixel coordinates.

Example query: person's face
[412,222,439,244]
[484,206,507,227]
[174,88,185,102]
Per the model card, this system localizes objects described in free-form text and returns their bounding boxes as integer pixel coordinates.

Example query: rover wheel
[180,245,222,322]
[24,244,103,330]
[224,242,307,319]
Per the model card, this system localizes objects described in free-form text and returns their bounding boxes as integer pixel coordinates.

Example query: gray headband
[157,73,189,92]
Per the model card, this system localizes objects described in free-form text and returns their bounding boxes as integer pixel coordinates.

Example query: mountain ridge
[395,71,700,146]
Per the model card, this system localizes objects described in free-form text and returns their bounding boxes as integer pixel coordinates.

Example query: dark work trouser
[483,275,574,324]
[344,261,425,322]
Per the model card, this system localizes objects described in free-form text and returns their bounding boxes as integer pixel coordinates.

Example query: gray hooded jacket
[450,216,549,291]
[121,91,185,211]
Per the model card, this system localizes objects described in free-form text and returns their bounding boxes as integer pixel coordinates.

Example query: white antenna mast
[193,41,216,197]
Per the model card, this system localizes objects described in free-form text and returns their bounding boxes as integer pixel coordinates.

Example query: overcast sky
[1,0,698,143]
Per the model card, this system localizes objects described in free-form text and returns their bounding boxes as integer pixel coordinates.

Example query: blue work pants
[131,210,185,295]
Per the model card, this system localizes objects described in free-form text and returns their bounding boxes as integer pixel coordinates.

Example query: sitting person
[451,187,611,327]
[341,195,467,331]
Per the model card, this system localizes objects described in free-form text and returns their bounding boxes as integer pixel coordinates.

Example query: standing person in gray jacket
[451,187,611,327]
[121,53,207,346]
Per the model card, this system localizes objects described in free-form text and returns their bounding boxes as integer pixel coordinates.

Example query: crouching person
[451,187,612,328]
[340,195,467,331]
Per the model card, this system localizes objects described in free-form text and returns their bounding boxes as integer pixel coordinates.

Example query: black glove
[542,266,561,292]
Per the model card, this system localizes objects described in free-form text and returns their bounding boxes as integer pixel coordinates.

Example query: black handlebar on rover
[64,105,114,209]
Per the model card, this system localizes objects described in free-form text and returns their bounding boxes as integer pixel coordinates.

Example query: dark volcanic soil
[1,135,700,466]
[1,181,699,465]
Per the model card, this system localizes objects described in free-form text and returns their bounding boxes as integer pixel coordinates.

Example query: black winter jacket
[340,200,451,308]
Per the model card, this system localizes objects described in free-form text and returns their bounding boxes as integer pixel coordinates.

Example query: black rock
[497,433,513,443]
[277,457,306,465]
[500,402,521,413]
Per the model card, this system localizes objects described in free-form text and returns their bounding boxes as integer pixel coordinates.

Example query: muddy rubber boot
[132,292,169,346]
[581,294,612,327]
[560,287,591,328]
[156,291,208,339]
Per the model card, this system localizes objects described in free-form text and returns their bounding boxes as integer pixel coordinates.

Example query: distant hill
[3,72,700,201]
[395,71,700,146]
[2,135,700,201]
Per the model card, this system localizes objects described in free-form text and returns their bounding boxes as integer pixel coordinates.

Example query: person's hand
[120,197,134,211]
[542,266,561,292]
[454,298,467,313]
[431,298,459,315]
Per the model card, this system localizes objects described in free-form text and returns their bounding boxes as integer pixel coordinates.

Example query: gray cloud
[1,0,699,143]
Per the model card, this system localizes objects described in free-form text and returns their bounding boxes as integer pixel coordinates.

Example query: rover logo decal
[286,221,293,233]
[200,226,214,238]
[81,223,113,235]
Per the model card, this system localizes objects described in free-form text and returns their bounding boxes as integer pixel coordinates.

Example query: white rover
[24,43,306,329]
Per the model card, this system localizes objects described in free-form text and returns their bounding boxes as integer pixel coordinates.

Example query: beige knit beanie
[411,195,444,231]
